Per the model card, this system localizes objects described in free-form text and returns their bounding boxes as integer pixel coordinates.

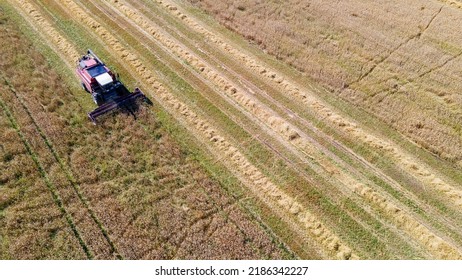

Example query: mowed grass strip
[108,0,462,258]
[66,0,436,258]
[43,0,360,259]
[151,0,457,254]
[3,0,292,259]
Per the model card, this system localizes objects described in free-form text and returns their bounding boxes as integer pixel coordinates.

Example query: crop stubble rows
[155,0,462,253]
[102,0,462,258]
[58,0,358,259]
[2,0,287,259]
[4,0,462,259]
[156,0,462,210]
[116,0,462,258]
[187,0,462,164]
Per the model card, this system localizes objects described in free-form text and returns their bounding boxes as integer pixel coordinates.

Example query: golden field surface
[190,0,462,163]
[1,0,462,259]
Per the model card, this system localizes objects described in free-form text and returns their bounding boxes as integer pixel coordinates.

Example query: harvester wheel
[81,82,89,93]
[92,94,104,106]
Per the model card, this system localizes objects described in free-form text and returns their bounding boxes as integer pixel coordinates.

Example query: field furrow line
[104,0,462,259]
[89,0,411,258]
[0,93,92,259]
[117,0,462,256]
[154,0,462,211]
[129,0,462,246]
[48,0,358,259]
[351,6,443,85]
[7,0,127,259]
[0,74,122,259]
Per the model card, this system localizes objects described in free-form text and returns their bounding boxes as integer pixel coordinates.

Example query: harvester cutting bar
[88,88,146,124]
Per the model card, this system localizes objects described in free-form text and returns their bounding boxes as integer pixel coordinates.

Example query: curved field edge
[0,1,293,259]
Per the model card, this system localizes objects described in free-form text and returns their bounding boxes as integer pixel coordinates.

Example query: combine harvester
[76,49,147,124]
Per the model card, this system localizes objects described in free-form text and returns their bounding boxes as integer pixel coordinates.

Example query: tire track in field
[12,0,286,260]
[1,74,122,259]
[154,0,462,210]
[8,0,124,259]
[49,0,357,259]
[91,0,406,258]
[0,76,116,258]
[113,115,284,259]
[351,6,443,85]
[105,0,462,259]
[0,93,92,259]
[120,0,462,256]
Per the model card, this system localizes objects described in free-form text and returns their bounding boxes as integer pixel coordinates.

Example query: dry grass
[188,0,462,164]
[147,0,462,258]
[47,0,354,259]
[0,6,287,259]
[6,0,462,260]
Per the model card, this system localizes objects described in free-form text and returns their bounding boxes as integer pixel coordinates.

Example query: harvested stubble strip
[105,0,370,201]
[155,0,462,210]
[114,0,462,259]
[11,0,80,61]
[106,0,301,143]
[51,0,357,259]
